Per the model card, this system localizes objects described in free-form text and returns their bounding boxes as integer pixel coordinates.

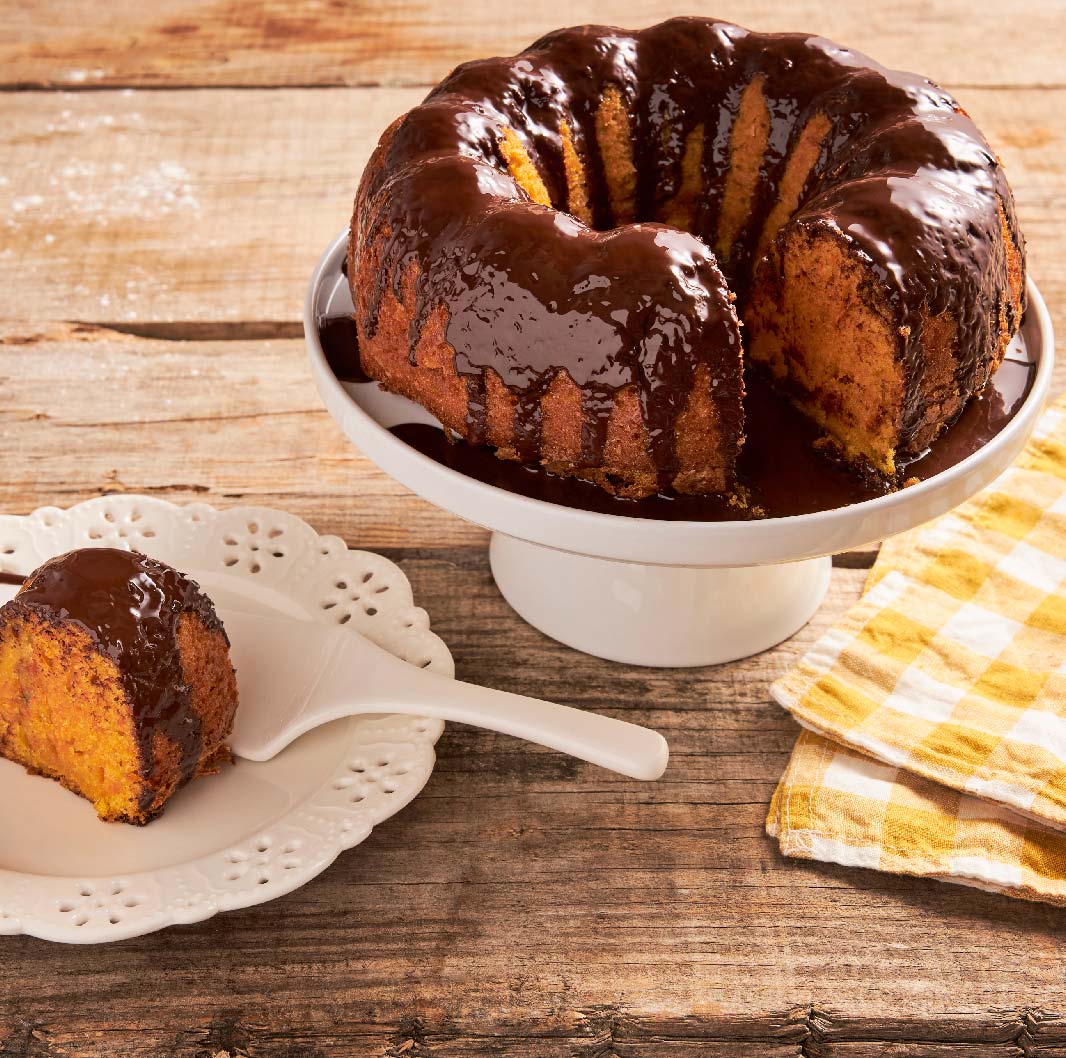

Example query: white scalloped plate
[0,497,452,944]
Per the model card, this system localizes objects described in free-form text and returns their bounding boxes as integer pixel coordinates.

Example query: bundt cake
[348,17,1025,498]
[0,548,239,824]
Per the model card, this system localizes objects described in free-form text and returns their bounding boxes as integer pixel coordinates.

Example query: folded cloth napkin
[768,394,1066,904]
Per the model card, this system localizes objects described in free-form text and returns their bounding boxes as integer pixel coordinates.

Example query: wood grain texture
[1,549,1065,1053]
[2,323,1064,1042]
[0,322,487,546]
[2,0,1064,89]
[3,0,1065,1046]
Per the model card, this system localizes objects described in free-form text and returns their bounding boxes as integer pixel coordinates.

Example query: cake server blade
[219,605,669,781]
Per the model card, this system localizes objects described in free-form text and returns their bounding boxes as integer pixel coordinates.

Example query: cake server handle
[224,608,669,781]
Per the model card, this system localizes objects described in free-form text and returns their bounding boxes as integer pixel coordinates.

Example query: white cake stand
[305,232,1054,666]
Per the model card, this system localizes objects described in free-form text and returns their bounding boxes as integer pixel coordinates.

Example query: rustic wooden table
[2,1,1065,1053]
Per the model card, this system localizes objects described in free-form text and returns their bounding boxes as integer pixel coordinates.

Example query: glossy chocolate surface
[320,315,370,383]
[320,305,1034,519]
[350,17,1023,483]
[9,548,225,811]
[388,349,1034,520]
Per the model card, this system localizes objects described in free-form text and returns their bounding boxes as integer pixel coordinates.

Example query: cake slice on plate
[0,548,239,824]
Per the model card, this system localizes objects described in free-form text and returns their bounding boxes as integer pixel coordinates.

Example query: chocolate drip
[320,315,370,383]
[322,306,1036,520]
[350,17,1023,485]
[360,155,739,481]
[387,351,1034,520]
[9,548,225,813]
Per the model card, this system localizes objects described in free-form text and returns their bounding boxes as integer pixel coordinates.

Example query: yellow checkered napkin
[767,730,1066,904]
[768,395,1066,903]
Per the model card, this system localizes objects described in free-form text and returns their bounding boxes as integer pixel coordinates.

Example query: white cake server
[219,605,669,781]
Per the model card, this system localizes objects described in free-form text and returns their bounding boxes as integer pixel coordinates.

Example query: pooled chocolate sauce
[905,355,1034,480]
[351,17,1023,486]
[0,571,24,586]
[321,311,1036,520]
[320,315,370,383]
[390,354,1034,519]
[6,548,226,814]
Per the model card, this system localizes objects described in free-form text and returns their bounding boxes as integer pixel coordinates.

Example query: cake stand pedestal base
[489,533,832,667]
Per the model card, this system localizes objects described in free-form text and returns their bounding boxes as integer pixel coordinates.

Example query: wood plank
[0,323,1049,562]
[0,1019,1052,1058]
[0,322,488,546]
[2,0,1062,89]
[0,1018,1053,1058]
[1,86,1063,355]
[1,551,1065,1049]
[0,86,425,328]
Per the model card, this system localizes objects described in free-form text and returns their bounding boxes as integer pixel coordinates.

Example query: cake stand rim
[308,230,1055,568]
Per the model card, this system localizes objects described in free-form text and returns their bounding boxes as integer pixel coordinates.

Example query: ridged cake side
[350,17,1025,494]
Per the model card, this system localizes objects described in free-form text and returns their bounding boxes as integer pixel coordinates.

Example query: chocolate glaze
[350,17,1023,483]
[321,295,1035,518]
[5,548,226,814]
[320,315,370,383]
[388,348,1034,520]
[906,354,1033,479]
